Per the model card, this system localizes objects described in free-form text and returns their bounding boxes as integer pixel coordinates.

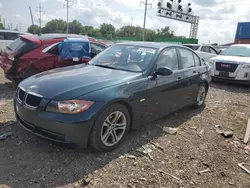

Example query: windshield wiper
[6,46,12,51]
[93,64,118,70]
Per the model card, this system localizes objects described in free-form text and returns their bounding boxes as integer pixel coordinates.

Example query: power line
[140,0,152,41]
[36,4,44,35]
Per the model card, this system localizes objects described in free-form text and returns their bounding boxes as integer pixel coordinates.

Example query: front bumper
[14,98,105,148]
[212,76,250,85]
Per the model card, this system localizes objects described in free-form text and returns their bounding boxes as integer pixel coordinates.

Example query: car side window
[5,32,19,40]
[201,46,210,53]
[193,54,201,66]
[91,43,106,57]
[0,32,5,40]
[156,48,178,71]
[46,43,60,56]
[210,47,217,54]
[178,48,196,69]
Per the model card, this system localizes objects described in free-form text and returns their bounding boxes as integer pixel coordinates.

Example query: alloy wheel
[197,86,206,106]
[101,111,127,147]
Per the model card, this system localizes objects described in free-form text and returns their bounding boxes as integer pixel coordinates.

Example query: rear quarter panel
[17,39,63,74]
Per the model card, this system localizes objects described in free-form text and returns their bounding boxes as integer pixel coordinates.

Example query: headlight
[46,100,94,114]
[242,64,250,69]
[208,59,216,66]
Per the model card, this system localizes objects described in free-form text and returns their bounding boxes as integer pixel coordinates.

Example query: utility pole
[140,0,152,41]
[36,4,44,35]
[64,0,73,33]
[131,17,134,26]
[29,6,34,26]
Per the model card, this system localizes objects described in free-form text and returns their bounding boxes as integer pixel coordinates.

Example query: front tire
[89,103,130,152]
[192,83,207,109]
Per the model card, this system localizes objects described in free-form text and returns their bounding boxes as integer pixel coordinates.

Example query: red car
[0,34,107,83]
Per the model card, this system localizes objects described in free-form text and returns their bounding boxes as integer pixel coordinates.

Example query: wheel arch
[87,98,134,146]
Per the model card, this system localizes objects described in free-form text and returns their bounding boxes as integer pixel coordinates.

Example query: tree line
[27,19,177,41]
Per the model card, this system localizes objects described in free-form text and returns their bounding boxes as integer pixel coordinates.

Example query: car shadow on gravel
[1,106,204,188]
[211,81,250,93]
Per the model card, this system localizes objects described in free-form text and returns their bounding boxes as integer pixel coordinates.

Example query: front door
[146,48,185,120]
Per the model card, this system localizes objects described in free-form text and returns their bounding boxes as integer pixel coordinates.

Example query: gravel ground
[1,69,250,188]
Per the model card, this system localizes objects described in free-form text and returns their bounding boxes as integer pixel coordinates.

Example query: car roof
[63,37,89,42]
[115,41,184,49]
[38,33,88,40]
[0,29,32,35]
[183,44,200,46]
[232,44,250,47]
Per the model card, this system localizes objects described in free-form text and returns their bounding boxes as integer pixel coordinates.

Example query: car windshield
[89,44,157,72]
[184,45,200,51]
[222,46,250,57]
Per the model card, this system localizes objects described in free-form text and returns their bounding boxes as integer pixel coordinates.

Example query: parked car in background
[14,42,211,152]
[0,34,107,83]
[208,44,250,84]
[0,29,32,50]
[184,44,219,62]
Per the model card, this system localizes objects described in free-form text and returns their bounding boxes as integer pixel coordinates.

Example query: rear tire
[192,83,207,109]
[89,103,130,152]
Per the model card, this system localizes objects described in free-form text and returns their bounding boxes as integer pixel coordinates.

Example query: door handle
[177,77,182,81]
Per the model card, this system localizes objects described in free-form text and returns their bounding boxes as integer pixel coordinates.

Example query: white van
[0,30,32,50]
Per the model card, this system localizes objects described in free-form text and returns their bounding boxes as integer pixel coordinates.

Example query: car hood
[211,55,250,63]
[19,64,141,100]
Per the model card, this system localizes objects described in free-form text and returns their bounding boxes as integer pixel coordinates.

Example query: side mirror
[156,67,173,76]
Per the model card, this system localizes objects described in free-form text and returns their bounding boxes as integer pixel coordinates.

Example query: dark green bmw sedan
[14,42,211,152]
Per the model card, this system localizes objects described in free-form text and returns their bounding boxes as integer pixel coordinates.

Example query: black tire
[192,83,208,109]
[89,103,131,152]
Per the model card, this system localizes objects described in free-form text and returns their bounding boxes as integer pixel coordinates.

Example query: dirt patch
[1,69,250,188]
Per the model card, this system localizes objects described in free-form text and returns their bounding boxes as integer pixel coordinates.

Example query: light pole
[140,0,152,41]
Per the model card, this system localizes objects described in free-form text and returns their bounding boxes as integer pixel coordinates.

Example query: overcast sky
[0,0,249,44]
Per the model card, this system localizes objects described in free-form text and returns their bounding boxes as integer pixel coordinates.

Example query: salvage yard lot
[0,69,250,188]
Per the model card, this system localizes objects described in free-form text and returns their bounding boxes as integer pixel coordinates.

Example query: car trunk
[0,35,41,80]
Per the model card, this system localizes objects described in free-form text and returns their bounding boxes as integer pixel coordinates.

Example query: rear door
[177,47,201,105]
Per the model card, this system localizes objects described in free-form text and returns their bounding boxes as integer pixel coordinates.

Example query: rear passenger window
[193,54,201,66]
[0,32,4,40]
[178,48,195,69]
[201,46,210,53]
[156,48,178,70]
[91,43,106,57]
[5,33,19,40]
[46,43,60,55]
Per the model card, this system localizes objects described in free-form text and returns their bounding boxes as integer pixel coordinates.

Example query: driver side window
[156,48,178,71]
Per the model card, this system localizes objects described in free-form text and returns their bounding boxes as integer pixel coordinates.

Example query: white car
[0,30,32,50]
[183,44,219,62]
[208,44,250,84]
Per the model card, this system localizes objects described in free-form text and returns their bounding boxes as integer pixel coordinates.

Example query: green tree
[0,23,4,29]
[99,23,115,39]
[43,19,66,33]
[68,20,83,34]
[156,26,174,38]
[0,16,4,29]
[27,25,40,34]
